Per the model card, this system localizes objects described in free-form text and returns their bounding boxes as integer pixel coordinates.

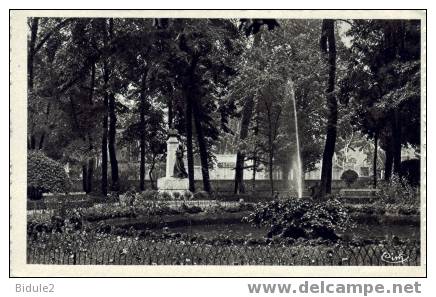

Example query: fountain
[287,80,303,198]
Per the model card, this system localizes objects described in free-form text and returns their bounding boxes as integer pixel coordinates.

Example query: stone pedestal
[157,133,190,193]
[157,177,189,193]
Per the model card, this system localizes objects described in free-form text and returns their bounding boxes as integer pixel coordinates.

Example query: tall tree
[160,19,242,193]
[232,20,327,195]
[340,19,420,182]
[319,19,338,197]
[27,17,71,150]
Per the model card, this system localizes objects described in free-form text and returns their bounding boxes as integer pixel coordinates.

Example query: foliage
[231,20,327,176]
[181,203,203,214]
[338,20,421,179]
[192,191,210,200]
[27,17,421,198]
[346,204,386,215]
[119,187,136,206]
[340,20,420,143]
[135,189,160,202]
[340,169,359,187]
[159,191,173,201]
[400,159,420,187]
[172,191,181,200]
[375,174,418,206]
[205,201,255,214]
[244,198,352,240]
[27,227,420,265]
[27,151,71,198]
[346,202,420,217]
[183,191,194,200]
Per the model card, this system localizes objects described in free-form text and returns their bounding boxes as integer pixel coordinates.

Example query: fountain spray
[288,80,303,198]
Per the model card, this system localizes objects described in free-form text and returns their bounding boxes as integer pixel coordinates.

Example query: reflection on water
[161,223,419,241]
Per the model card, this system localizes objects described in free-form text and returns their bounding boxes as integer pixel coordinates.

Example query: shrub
[80,204,136,222]
[340,170,359,187]
[193,191,210,200]
[136,201,180,216]
[27,151,71,200]
[120,188,136,207]
[400,159,420,187]
[172,191,181,200]
[397,204,420,215]
[136,189,159,202]
[183,191,193,200]
[159,191,173,201]
[181,203,203,214]
[376,174,418,206]
[359,205,386,215]
[244,198,352,240]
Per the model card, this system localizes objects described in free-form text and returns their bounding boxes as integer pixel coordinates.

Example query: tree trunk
[319,19,338,198]
[28,18,38,150]
[139,72,147,191]
[85,63,96,194]
[86,159,94,193]
[252,157,257,191]
[101,93,108,196]
[373,131,378,188]
[185,93,195,192]
[108,93,119,191]
[100,19,112,197]
[82,164,88,192]
[384,141,393,181]
[251,112,260,191]
[236,34,262,194]
[234,152,246,194]
[192,100,212,193]
[167,83,174,129]
[269,149,274,196]
[234,97,254,194]
[30,135,36,150]
[28,17,39,92]
[392,110,402,175]
[38,132,45,150]
[183,56,199,193]
[149,155,156,190]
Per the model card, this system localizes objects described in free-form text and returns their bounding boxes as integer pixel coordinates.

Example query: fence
[27,238,420,266]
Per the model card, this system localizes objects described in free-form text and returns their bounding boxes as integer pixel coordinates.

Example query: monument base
[157,177,190,193]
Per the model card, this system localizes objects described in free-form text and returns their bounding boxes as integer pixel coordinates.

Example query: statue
[173,144,188,178]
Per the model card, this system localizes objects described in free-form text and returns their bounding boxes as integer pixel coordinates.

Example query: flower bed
[27,230,420,266]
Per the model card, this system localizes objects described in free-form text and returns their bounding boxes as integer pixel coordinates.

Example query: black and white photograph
[9,9,426,277]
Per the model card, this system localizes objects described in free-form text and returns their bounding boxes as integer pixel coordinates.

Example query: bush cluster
[27,151,71,199]
[340,169,359,187]
[346,203,419,216]
[376,174,418,206]
[244,198,352,240]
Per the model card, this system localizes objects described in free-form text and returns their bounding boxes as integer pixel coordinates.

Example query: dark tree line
[28,17,421,198]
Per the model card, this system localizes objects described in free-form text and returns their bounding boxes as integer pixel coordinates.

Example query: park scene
[26,17,422,266]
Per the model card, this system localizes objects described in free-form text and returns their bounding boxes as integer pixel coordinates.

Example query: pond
[156,222,420,241]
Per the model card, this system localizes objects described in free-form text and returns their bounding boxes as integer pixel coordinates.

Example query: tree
[157,19,243,193]
[231,20,327,195]
[340,19,420,182]
[27,18,106,195]
[27,17,71,150]
[318,19,338,197]
[121,102,166,190]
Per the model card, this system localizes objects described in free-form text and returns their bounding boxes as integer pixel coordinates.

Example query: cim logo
[381,251,409,264]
